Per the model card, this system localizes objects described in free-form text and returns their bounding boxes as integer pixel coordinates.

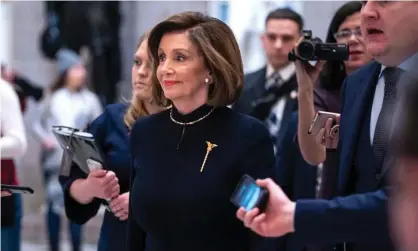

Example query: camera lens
[297,41,315,61]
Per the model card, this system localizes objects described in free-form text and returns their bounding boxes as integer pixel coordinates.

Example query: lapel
[338,62,382,193]
[276,75,298,145]
[276,97,297,146]
[251,67,268,102]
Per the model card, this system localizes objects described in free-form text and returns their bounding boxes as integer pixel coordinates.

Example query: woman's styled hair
[123,32,151,130]
[320,1,363,91]
[147,11,244,107]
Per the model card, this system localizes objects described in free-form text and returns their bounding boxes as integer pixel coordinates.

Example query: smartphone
[86,158,104,171]
[230,175,269,212]
[1,184,34,194]
[86,158,112,211]
[308,111,340,136]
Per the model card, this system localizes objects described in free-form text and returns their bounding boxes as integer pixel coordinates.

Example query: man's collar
[265,63,296,82]
[399,51,418,77]
[379,52,418,78]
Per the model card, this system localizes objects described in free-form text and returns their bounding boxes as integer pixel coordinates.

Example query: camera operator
[285,1,372,205]
[296,2,371,168]
[237,1,418,251]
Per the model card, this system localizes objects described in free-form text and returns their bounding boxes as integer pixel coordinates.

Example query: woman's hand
[315,116,340,149]
[1,190,12,197]
[85,169,120,200]
[295,59,326,90]
[110,192,129,221]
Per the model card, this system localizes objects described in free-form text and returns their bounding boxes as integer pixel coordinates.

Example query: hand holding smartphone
[308,111,340,138]
[231,175,269,212]
[86,158,113,211]
[86,158,105,171]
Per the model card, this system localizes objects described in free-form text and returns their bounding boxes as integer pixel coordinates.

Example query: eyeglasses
[333,27,362,41]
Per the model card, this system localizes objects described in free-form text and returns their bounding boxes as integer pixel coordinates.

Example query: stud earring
[204,78,210,84]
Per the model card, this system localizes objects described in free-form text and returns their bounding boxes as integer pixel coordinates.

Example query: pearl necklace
[169,107,215,126]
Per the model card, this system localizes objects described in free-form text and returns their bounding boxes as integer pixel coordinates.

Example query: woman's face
[156,31,211,107]
[334,12,372,73]
[66,64,86,90]
[131,39,153,101]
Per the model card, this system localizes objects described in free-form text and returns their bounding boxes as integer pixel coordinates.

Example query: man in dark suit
[232,8,303,148]
[236,1,418,251]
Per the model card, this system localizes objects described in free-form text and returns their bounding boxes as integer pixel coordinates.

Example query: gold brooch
[200,141,217,172]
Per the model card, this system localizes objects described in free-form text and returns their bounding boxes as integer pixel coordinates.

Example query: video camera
[288,30,349,61]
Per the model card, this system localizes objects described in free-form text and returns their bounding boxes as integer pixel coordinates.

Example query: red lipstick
[163,80,177,86]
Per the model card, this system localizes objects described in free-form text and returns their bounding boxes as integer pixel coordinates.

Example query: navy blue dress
[127,104,277,251]
[59,103,144,251]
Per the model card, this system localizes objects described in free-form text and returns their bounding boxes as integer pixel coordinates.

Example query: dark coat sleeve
[294,188,391,245]
[13,76,44,102]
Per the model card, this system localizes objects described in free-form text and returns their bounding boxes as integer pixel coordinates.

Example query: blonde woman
[58,34,164,251]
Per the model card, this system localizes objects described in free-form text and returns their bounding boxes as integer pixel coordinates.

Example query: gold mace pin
[200,141,218,172]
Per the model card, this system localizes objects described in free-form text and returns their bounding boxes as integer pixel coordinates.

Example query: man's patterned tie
[372,67,403,164]
[265,72,284,147]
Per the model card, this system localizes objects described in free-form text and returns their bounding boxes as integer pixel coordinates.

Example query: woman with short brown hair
[127,11,276,251]
[148,11,244,108]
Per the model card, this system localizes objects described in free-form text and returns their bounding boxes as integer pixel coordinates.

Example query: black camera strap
[59,128,77,177]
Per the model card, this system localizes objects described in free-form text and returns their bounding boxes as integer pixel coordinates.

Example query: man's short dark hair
[265,8,304,31]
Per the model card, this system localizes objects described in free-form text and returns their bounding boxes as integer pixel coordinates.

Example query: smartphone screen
[231,175,268,211]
